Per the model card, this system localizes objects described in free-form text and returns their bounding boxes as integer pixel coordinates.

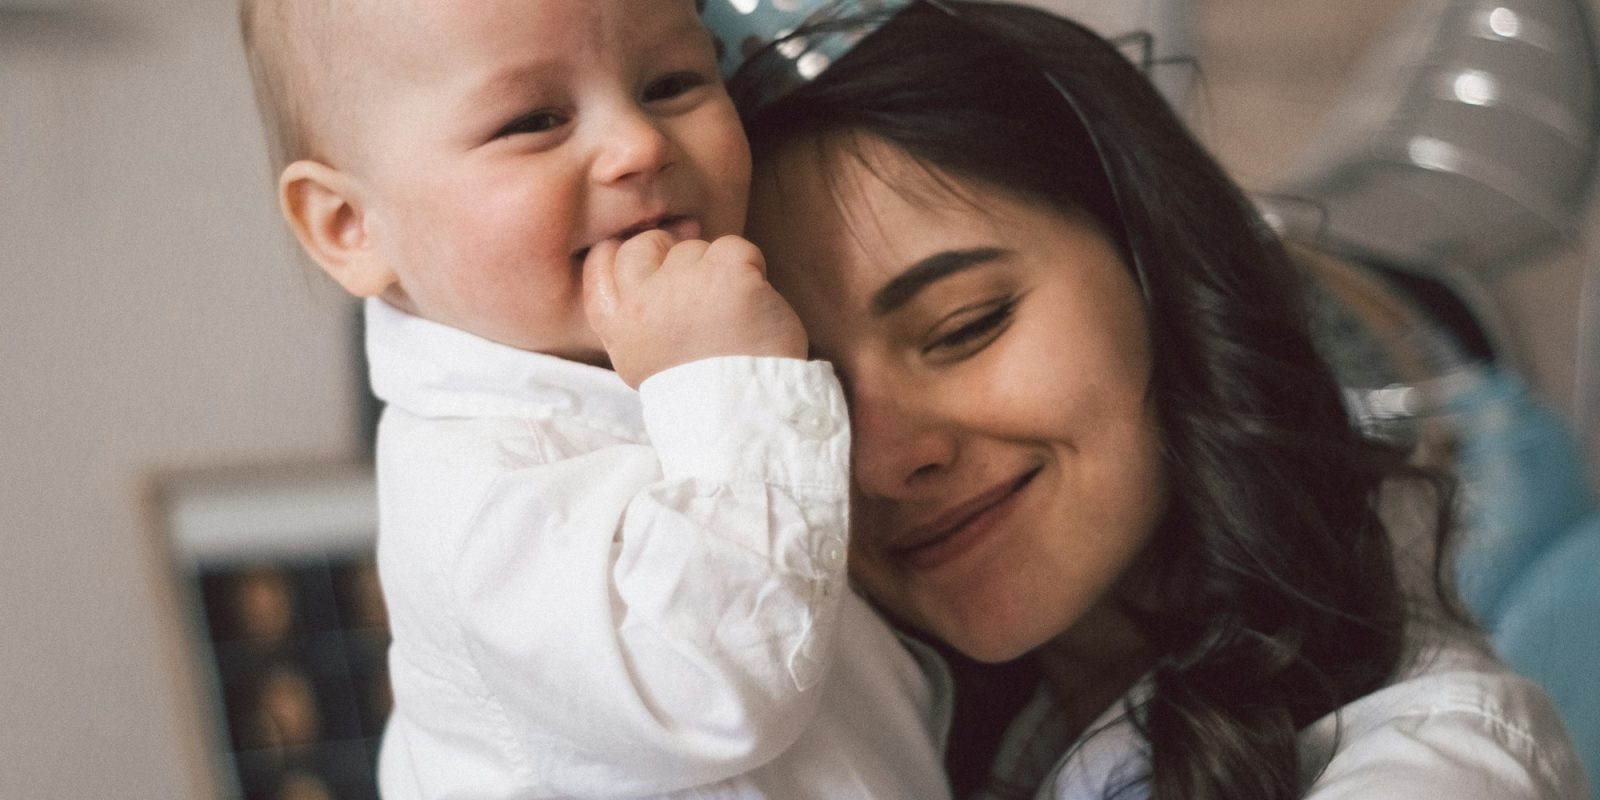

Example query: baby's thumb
[582,239,621,334]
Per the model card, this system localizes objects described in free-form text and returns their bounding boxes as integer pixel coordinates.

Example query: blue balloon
[1491,513,1600,792]
[1447,366,1595,624]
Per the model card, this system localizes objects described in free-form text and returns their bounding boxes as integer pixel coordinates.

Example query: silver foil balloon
[1271,3,1600,778]
[1274,0,1600,276]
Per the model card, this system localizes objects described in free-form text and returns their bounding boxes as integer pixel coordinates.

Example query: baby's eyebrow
[870,247,1008,316]
[466,61,562,109]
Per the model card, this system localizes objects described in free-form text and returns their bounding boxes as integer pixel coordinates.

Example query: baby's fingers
[612,229,679,291]
[701,235,767,278]
[581,239,622,333]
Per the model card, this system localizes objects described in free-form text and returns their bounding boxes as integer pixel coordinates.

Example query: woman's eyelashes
[922,297,1018,359]
[642,71,710,104]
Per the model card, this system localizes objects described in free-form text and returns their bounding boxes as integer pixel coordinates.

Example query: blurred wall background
[0,1,1592,798]
[1,2,357,797]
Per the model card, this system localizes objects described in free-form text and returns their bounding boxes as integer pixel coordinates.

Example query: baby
[237,1,948,798]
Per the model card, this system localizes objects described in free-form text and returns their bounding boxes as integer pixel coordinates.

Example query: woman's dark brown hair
[734,3,1454,797]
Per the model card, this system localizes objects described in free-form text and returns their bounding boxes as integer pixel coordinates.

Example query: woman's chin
[937,613,1049,664]
[959,641,1036,665]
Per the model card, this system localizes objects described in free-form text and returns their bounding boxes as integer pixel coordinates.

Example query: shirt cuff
[638,356,849,491]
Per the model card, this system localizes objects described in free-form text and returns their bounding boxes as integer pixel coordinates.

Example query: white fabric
[364,298,950,800]
[985,622,1591,799]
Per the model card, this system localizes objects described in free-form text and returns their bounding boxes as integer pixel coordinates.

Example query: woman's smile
[889,467,1040,573]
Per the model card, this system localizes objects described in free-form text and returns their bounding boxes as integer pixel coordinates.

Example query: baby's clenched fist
[583,230,808,388]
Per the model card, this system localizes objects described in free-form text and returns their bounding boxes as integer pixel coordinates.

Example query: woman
[732,2,1590,798]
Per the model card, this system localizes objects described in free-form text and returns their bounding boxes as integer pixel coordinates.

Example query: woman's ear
[279,160,397,298]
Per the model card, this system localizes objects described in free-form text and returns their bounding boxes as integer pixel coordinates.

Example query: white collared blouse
[979,621,1590,799]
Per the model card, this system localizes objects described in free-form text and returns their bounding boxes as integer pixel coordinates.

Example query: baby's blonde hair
[238,0,364,174]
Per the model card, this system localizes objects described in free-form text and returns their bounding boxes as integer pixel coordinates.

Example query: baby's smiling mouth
[572,215,698,264]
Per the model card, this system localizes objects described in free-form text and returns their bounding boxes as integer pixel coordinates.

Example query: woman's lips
[894,469,1039,572]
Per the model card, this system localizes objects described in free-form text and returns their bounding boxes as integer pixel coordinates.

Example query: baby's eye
[924,298,1016,359]
[494,110,567,139]
[641,72,709,103]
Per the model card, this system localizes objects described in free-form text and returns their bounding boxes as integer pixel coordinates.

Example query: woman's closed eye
[923,297,1018,359]
[642,71,711,104]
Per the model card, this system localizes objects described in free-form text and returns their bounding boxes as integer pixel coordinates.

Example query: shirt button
[820,537,847,570]
[790,406,838,439]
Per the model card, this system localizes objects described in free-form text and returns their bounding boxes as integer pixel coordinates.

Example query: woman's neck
[1034,600,1154,739]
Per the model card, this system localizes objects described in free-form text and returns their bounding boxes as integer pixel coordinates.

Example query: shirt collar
[364,297,643,437]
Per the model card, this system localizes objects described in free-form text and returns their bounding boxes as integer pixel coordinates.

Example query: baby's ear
[279,160,396,297]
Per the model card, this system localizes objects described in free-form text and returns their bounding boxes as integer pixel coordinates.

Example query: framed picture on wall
[151,462,388,800]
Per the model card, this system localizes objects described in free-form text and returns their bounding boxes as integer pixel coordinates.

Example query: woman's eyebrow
[870,247,1008,316]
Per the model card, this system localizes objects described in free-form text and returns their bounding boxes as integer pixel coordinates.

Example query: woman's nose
[849,381,958,500]
[590,108,673,185]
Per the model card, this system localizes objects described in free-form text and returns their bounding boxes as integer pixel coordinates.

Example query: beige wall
[1,2,356,798]
[1,1,1593,798]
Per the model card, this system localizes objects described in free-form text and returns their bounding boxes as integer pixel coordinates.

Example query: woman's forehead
[758,132,975,217]
[752,137,985,297]
[755,132,1026,274]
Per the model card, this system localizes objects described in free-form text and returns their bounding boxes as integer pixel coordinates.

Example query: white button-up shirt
[364,299,950,799]
[980,622,1591,799]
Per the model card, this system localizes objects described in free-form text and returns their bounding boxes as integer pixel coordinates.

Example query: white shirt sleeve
[429,356,851,796]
